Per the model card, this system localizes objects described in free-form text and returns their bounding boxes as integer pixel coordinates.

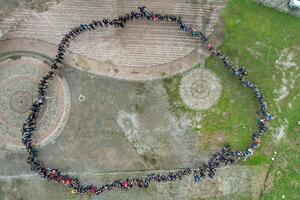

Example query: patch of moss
[162,71,197,119]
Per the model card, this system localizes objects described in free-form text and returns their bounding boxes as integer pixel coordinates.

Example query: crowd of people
[21,6,272,195]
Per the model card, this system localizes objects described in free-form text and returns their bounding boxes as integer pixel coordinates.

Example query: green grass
[163,0,300,199]
[163,71,197,117]
[215,1,300,199]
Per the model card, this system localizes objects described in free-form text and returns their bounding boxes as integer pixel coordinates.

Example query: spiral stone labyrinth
[0,53,71,149]
[10,91,34,113]
[180,68,222,110]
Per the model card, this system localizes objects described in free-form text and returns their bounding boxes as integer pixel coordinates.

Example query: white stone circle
[79,94,86,102]
[179,68,222,111]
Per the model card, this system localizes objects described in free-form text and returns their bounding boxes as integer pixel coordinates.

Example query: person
[90,185,96,193]
[151,15,158,21]
[266,113,273,121]
[207,42,212,50]
[137,6,146,13]
[123,179,129,189]
[194,174,201,182]
[184,24,191,32]
[232,67,247,78]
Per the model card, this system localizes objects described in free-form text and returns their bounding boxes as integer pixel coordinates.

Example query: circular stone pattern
[10,91,33,113]
[179,68,222,110]
[0,53,71,149]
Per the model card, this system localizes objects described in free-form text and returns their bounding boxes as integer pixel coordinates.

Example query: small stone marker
[79,94,85,102]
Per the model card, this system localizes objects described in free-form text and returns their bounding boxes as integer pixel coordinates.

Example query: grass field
[163,0,300,199]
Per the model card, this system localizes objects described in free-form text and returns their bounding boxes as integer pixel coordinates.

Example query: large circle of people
[21,6,273,195]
